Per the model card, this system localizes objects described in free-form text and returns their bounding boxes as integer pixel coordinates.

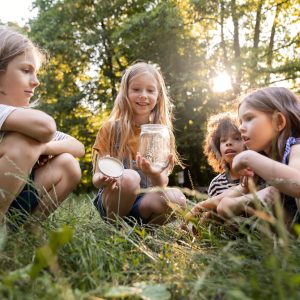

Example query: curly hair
[204,111,241,173]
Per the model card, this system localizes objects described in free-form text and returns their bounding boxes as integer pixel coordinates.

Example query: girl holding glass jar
[92,62,186,225]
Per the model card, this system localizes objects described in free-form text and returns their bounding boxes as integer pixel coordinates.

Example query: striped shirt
[208,172,240,198]
[0,104,69,142]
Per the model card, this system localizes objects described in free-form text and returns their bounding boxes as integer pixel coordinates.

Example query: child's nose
[141,90,147,98]
[30,75,40,87]
[238,123,244,132]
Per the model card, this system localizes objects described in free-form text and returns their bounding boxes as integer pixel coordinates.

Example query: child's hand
[182,199,221,235]
[136,152,173,176]
[33,155,54,169]
[95,172,119,190]
[232,151,255,177]
[185,197,221,220]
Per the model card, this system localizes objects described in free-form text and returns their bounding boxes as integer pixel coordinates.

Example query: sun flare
[212,72,232,93]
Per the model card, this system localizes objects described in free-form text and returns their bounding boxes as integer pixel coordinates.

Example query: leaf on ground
[141,284,171,300]
[226,289,252,300]
[104,283,171,300]
[135,282,171,300]
[104,286,142,298]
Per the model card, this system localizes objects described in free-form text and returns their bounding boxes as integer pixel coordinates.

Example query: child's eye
[22,69,30,73]
[245,116,253,122]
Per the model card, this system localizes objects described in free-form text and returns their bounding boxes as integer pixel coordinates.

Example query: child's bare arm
[43,137,85,158]
[2,108,56,142]
[233,149,300,198]
[217,186,279,218]
[186,184,247,219]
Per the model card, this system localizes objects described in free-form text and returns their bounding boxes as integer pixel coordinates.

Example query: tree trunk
[250,0,263,88]
[230,0,241,95]
[100,21,117,98]
[220,0,233,85]
[265,3,282,84]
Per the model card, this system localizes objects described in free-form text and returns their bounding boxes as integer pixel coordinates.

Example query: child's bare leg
[102,169,141,219]
[139,188,186,225]
[32,153,81,219]
[0,133,42,216]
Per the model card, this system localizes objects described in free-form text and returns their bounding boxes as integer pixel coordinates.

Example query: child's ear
[275,112,286,131]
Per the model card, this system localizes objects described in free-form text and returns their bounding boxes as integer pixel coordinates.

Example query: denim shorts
[283,195,300,224]
[93,189,150,224]
[7,171,39,226]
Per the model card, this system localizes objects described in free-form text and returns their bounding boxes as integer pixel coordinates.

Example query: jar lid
[98,157,124,178]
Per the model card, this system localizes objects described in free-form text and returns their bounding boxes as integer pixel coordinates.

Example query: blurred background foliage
[9,0,299,192]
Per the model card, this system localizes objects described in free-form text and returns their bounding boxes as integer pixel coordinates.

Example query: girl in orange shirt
[92,62,186,225]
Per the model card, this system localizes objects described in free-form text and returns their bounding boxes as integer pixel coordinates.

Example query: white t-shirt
[0,104,69,142]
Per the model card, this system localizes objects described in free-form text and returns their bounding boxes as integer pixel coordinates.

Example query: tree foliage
[24,0,300,191]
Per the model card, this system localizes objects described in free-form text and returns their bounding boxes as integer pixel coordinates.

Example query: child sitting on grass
[181,112,244,229]
[204,112,244,198]
[0,27,85,227]
[187,87,300,230]
[92,62,186,225]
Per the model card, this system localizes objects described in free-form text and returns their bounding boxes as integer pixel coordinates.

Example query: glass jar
[139,124,170,172]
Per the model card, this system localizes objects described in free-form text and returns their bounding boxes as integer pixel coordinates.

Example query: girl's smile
[128,72,158,124]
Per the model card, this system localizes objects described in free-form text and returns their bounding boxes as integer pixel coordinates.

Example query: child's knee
[57,153,82,184]
[120,169,141,191]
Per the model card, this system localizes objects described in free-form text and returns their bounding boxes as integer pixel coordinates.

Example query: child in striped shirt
[204,112,244,197]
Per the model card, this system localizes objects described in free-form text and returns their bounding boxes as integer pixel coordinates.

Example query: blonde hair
[94,62,181,170]
[204,111,241,173]
[0,27,45,74]
[239,87,300,161]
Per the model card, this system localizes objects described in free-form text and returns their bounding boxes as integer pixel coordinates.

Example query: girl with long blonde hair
[92,62,186,224]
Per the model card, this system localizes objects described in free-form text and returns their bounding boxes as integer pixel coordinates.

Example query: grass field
[0,193,300,300]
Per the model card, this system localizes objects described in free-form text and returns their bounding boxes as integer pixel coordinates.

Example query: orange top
[93,121,141,160]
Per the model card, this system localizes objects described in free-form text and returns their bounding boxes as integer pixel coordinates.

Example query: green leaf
[29,225,73,279]
[104,286,142,298]
[139,283,171,300]
[226,289,252,300]
[48,224,73,252]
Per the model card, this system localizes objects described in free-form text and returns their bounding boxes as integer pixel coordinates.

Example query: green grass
[0,193,300,300]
